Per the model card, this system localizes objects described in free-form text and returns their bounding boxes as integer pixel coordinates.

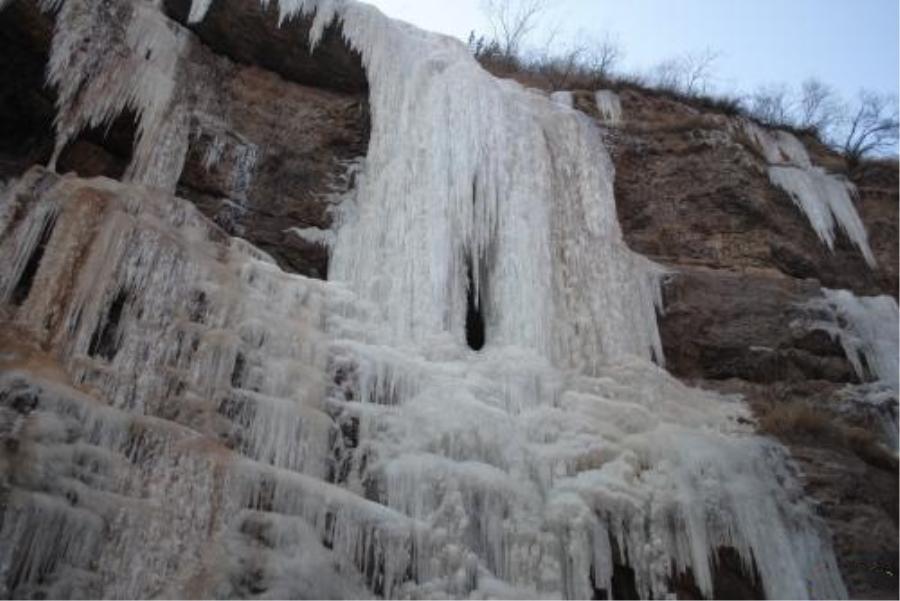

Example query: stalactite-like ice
[803,288,899,449]
[740,121,875,265]
[46,0,191,190]
[807,289,898,389]
[594,90,622,125]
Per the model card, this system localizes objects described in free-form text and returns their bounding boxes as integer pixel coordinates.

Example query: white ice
[594,90,622,125]
[0,0,852,598]
[741,120,875,265]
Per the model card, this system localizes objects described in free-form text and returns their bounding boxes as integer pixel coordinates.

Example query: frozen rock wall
[1,0,895,599]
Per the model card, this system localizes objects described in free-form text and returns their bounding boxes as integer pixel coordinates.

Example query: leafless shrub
[797,78,842,134]
[749,84,794,126]
[840,90,900,166]
[650,48,720,96]
[481,0,548,63]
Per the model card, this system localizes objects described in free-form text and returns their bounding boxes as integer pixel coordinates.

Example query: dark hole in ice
[56,109,139,180]
[231,352,246,388]
[608,536,639,600]
[10,215,56,306]
[465,261,485,351]
[88,288,129,360]
[711,546,764,600]
[611,563,639,600]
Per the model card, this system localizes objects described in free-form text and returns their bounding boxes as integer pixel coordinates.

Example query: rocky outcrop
[587,88,899,599]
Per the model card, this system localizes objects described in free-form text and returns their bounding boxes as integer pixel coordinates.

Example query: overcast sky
[366,0,899,102]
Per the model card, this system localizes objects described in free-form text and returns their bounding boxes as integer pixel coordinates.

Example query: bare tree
[680,48,719,95]
[797,78,842,134]
[748,84,794,126]
[532,31,622,90]
[651,57,682,92]
[581,33,623,85]
[481,0,549,61]
[841,90,899,166]
[650,48,719,96]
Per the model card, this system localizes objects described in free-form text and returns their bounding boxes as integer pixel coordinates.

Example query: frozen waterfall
[741,121,875,265]
[0,0,851,598]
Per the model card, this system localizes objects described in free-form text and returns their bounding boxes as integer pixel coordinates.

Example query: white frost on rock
[594,90,622,125]
[740,120,875,265]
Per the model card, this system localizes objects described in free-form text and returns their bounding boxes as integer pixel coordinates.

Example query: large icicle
[807,289,899,389]
[741,121,875,265]
[594,90,622,125]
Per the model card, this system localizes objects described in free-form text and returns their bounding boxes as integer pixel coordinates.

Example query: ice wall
[741,121,875,265]
[0,0,852,598]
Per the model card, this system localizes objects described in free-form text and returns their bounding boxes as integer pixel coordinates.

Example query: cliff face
[0,0,897,599]
[595,89,899,599]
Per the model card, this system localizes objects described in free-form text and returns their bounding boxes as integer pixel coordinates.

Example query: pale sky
[366,0,900,102]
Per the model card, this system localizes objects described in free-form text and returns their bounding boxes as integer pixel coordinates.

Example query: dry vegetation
[758,400,898,472]
[470,0,899,172]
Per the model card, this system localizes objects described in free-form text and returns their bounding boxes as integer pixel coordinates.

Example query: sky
[366,0,899,102]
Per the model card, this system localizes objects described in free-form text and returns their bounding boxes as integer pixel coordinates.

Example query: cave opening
[0,2,56,180]
[55,109,139,180]
[87,289,130,361]
[465,260,485,351]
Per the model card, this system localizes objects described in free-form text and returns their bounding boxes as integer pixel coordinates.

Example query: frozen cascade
[803,289,899,448]
[594,90,622,125]
[0,0,849,598]
[741,121,875,265]
[808,289,899,389]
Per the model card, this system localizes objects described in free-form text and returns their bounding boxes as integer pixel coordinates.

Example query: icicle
[806,289,899,389]
[46,0,191,191]
[594,90,622,125]
[740,120,875,265]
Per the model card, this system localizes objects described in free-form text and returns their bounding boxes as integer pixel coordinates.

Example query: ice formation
[0,0,851,598]
[741,121,875,265]
[808,289,899,390]
[594,90,622,125]
[803,289,899,448]
[550,91,574,109]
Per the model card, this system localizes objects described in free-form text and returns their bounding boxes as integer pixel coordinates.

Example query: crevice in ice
[465,259,485,351]
[86,288,129,361]
[610,564,638,600]
[230,351,246,388]
[10,211,55,306]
